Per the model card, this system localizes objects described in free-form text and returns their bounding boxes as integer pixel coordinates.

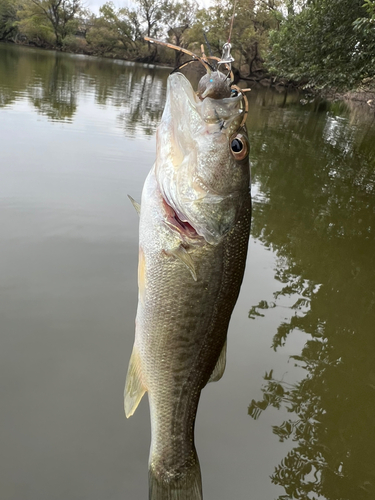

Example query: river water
[1,42,375,500]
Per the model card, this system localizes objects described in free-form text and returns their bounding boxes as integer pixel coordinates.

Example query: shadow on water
[247,90,375,499]
[0,42,168,134]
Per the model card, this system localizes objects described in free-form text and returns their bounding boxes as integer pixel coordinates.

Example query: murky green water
[1,42,375,500]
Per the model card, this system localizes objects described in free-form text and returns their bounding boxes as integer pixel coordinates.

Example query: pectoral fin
[166,245,197,281]
[208,340,227,383]
[124,346,146,418]
[128,195,141,216]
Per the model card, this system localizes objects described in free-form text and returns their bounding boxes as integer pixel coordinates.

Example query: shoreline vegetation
[1,0,375,99]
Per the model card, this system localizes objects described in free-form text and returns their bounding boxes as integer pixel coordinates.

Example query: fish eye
[230,134,249,161]
[231,138,242,152]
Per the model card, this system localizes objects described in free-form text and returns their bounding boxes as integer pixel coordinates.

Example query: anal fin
[124,346,146,418]
[208,340,227,383]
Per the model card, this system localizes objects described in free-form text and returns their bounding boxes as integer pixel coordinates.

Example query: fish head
[155,71,250,245]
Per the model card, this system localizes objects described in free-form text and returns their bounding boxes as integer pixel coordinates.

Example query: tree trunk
[249,41,258,75]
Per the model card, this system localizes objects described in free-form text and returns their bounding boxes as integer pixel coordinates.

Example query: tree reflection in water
[247,91,375,500]
[0,43,167,133]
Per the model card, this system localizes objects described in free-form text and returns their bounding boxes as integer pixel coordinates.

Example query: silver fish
[125,69,251,500]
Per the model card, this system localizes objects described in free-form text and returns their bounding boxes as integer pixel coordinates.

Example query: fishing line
[170,59,215,74]
[228,0,238,43]
[203,32,213,57]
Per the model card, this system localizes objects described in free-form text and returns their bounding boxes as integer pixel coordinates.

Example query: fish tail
[149,458,202,500]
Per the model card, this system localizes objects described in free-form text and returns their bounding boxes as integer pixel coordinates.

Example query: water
[1,42,374,500]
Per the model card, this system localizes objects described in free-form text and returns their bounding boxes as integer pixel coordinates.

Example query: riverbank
[3,40,374,108]
[321,78,375,109]
[343,89,375,108]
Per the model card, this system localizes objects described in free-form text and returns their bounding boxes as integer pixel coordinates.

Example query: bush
[62,34,88,52]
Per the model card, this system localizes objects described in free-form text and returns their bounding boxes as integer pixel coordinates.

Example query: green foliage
[100,2,140,49]
[135,0,163,39]
[162,0,197,65]
[15,0,84,47]
[17,0,56,46]
[0,0,19,41]
[86,23,118,56]
[62,32,87,51]
[2,0,374,89]
[188,0,281,75]
[86,2,141,57]
[267,0,375,88]
[352,0,375,81]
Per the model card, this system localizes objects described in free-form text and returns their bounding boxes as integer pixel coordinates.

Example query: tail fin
[149,460,202,500]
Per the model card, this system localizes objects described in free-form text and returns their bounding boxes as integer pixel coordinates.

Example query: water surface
[1,43,375,500]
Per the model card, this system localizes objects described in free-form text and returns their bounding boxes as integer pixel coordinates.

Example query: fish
[124,64,251,500]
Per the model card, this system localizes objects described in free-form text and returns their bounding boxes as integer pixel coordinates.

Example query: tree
[267,0,375,88]
[352,0,375,81]
[86,2,143,58]
[99,2,141,50]
[0,0,19,41]
[17,0,56,46]
[85,15,118,55]
[231,0,281,74]
[135,0,164,60]
[18,0,83,47]
[161,0,197,66]
[188,0,281,76]
[136,0,163,38]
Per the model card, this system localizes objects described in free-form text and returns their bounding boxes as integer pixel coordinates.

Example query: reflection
[0,45,79,118]
[113,68,166,136]
[28,56,78,121]
[0,43,167,133]
[247,96,375,500]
